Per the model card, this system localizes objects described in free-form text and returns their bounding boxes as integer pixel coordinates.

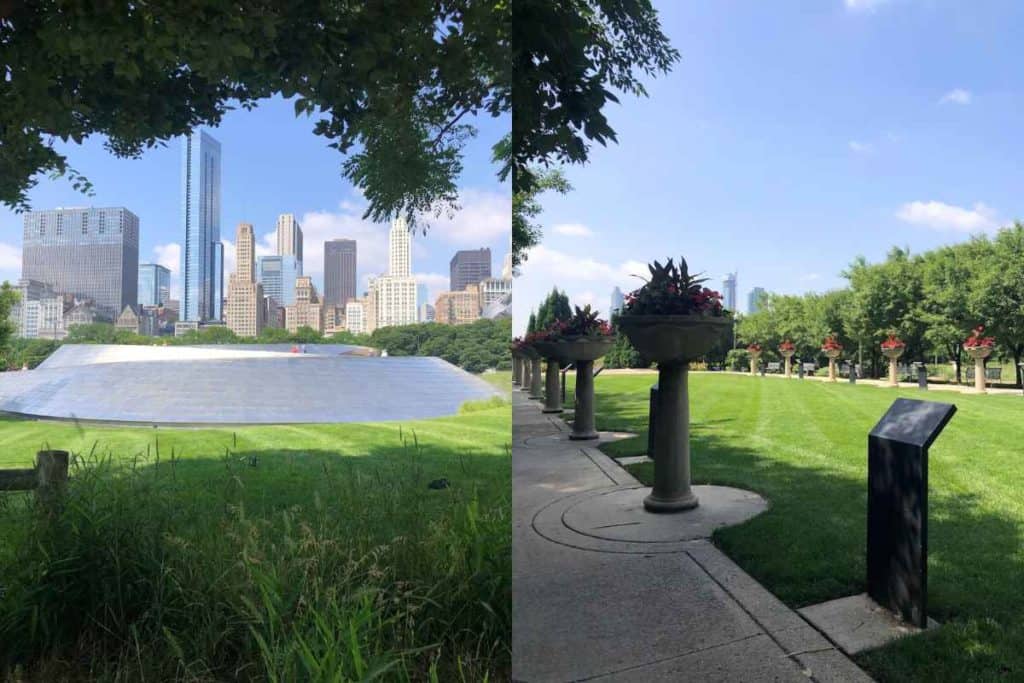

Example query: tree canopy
[735,224,1024,385]
[1,1,509,227]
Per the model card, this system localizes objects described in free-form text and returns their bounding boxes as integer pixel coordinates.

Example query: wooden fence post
[35,450,69,511]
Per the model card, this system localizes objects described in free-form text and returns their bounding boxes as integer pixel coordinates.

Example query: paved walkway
[512,390,872,682]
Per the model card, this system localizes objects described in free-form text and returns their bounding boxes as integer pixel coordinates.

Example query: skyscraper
[747,287,767,314]
[610,286,625,315]
[450,248,492,291]
[181,130,222,322]
[723,272,737,312]
[375,218,417,328]
[276,213,303,271]
[138,263,171,307]
[257,255,301,307]
[225,223,264,337]
[502,252,513,279]
[21,207,140,319]
[323,238,357,306]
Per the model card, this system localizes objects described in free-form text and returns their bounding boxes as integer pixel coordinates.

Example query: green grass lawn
[478,369,512,395]
[567,371,1024,682]
[0,404,511,681]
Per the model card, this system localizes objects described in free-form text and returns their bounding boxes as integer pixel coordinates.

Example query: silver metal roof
[3,344,498,425]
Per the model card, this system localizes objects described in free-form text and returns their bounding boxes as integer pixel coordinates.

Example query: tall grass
[0,437,510,681]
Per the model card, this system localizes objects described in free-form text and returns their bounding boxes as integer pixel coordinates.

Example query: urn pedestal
[825,349,841,382]
[511,353,522,386]
[520,346,538,393]
[618,315,731,513]
[781,349,795,378]
[748,351,761,376]
[965,346,992,394]
[553,338,615,440]
[532,341,573,414]
[882,347,904,387]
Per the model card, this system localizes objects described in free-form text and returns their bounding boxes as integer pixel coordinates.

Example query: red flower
[880,334,905,350]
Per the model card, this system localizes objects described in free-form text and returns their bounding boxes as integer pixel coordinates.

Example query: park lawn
[567,372,1024,682]
[478,369,512,394]
[0,403,511,681]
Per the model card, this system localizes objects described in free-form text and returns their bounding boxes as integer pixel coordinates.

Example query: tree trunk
[950,344,962,385]
[1014,346,1023,388]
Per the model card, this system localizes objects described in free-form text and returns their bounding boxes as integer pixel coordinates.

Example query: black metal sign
[867,398,956,627]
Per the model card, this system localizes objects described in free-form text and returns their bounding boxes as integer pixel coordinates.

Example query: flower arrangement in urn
[821,334,843,357]
[746,343,762,354]
[880,332,905,386]
[821,334,842,382]
[532,306,614,363]
[617,258,733,513]
[622,258,727,317]
[964,325,995,393]
[964,325,995,351]
[778,340,795,353]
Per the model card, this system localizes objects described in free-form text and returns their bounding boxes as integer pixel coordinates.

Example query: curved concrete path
[512,391,872,682]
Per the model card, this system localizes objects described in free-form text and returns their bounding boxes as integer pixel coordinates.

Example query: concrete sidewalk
[512,390,872,682]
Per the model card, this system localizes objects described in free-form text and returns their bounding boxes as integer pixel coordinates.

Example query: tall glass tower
[181,130,222,321]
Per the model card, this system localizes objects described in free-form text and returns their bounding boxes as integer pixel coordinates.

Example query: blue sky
[513,0,1024,334]
[0,97,511,305]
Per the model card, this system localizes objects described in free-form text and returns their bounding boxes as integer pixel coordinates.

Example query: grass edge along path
[564,371,1024,682]
[0,401,511,682]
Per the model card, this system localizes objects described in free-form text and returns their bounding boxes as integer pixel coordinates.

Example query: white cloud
[553,223,594,237]
[0,242,22,270]
[848,140,874,154]
[152,242,182,299]
[896,200,998,233]
[512,244,650,335]
[425,188,511,245]
[844,0,891,11]
[940,89,972,105]
[800,273,821,282]
[414,272,450,305]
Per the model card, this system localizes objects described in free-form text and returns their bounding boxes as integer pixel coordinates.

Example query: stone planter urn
[780,346,796,378]
[824,348,842,382]
[965,345,992,394]
[519,345,538,393]
[511,350,523,387]
[619,315,731,512]
[531,340,573,414]
[881,346,904,387]
[554,336,615,440]
[747,349,762,376]
[523,345,544,400]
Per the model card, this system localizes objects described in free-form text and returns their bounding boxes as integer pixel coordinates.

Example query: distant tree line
[0,318,512,374]
[368,318,512,373]
[736,224,1024,385]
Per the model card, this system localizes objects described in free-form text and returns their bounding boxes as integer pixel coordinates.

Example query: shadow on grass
[0,440,511,682]
[587,395,1024,681]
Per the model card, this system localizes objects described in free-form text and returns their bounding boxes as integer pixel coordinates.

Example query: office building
[345,300,366,334]
[435,285,481,325]
[502,252,513,279]
[450,248,491,292]
[285,275,324,334]
[276,213,303,267]
[257,254,301,306]
[479,277,512,309]
[373,218,417,328]
[21,206,139,319]
[181,130,223,322]
[723,272,737,312]
[225,223,265,337]
[323,238,356,306]
[138,263,171,307]
[610,286,625,316]
[748,287,767,314]
[419,303,435,323]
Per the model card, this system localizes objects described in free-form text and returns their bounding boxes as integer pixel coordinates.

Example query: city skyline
[0,96,510,312]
